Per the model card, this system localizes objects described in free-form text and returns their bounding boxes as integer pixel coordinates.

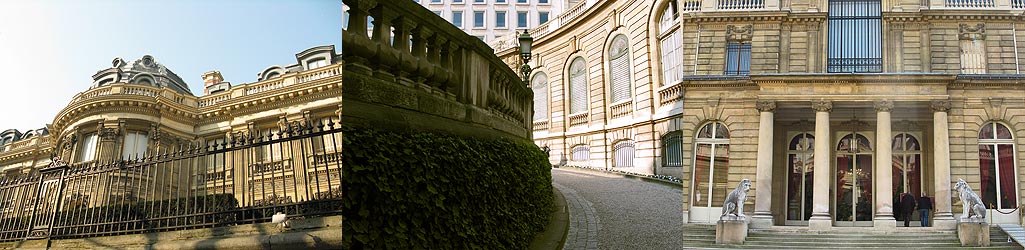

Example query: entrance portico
[747,99,956,230]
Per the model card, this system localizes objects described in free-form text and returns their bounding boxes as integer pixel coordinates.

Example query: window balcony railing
[946,0,995,7]
[609,100,632,119]
[717,0,765,10]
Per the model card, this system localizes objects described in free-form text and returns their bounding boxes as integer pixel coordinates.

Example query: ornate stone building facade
[497,0,1025,230]
[0,45,342,208]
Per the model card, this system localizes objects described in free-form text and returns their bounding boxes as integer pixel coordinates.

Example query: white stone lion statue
[954,178,987,222]
[720,179,752,221]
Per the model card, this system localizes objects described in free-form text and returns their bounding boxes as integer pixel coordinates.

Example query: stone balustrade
[609,100,633,119]
[343,0,532,139]
[659,83,684,107]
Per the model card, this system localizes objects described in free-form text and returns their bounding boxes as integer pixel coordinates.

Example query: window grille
[571,145,590,161]
[613,140,635,168]
[724,43,751,75]
[827,0,882,73]
[662,132,683,167]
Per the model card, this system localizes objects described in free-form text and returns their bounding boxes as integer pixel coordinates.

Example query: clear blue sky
[0,0,341,132]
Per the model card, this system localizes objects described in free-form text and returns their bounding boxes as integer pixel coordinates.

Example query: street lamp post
[519,30,534,85]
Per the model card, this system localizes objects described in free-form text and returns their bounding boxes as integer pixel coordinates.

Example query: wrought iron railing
[0,118,342,241]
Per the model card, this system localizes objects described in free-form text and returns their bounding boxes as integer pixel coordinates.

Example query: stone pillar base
[808,216,832,231]
[749,214,773,229]
[933,213,957,229]
[716,220,748,244]
[957,222,990,247]
[873,217,897,230]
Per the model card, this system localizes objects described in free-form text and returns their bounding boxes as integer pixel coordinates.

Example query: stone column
[874,100,897,229]
[751,100,776,229]
[809,100,832,230]
[932,100,956,229]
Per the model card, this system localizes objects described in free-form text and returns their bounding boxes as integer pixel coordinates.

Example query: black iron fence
[0,118,342,241]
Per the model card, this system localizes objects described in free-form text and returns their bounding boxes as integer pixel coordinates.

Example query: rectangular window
[539,12,549,24]
[121,132,148,160]
[518,0,528,3]
[724,42,751,75]
[431,0,441,3]
[77,133,98,162]
[497,0,505,2]
[517,12,528,28]
[960,40,987,74]
[433,11,442,16]
[476,36,485,41]
[452,11,463,27]
[826,0,882,73]
[539,0,548,3]
[475,0,485,2]
[495,11,506,27]
[454,0,463,2]
[474,11,485,28]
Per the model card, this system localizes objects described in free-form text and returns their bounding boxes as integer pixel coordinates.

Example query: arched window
[532,72,549,121]
[979,122,1017,209]
[692,122,730,209]
[571,144,590,161]
[786,133,814,222]
[662,132,683,167]
[265,71,281,80]
[608,34,632,103]
[613,140,635,168]
[658,0,683,86]
[568,57,588,114]
[892,133,922,200]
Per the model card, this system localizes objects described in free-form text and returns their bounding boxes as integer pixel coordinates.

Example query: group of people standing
[897,192,934,227]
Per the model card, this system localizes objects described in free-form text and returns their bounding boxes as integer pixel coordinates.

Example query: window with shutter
[658,1,682,86]
[960,40,986,74]
[532,73,548,121]
[569,57,587,114]
[609,35,631,103]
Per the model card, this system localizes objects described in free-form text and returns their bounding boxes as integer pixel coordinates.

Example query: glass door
[785,133,815,225]
[835,132,874,227]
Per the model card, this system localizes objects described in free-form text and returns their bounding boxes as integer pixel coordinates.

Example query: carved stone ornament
[277,116,288,132]
[931,100,951,112]
[874,99,894,112]
[954,178,987,222]
[726,25,754,42]
[99,127,120,141]
[812,100,832,112]
[720,179,752,221]
[48,155,67,169]
[959,23,985,41]
[755,100,776,112]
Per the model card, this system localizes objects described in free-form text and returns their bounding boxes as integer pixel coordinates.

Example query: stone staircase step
[682,223,1023,249]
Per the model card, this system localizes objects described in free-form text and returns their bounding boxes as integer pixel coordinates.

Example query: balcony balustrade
[343,0,533,139]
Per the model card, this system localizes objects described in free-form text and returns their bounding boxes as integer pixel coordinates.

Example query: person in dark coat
[900,192,917,227]
[918,192,934,227]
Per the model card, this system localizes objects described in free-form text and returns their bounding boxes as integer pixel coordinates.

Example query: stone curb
[528,186,570,250]
[558,166,683,190]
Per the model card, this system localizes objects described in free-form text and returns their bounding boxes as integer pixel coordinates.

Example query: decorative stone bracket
[959,23,985,41]
[726,25,753,42]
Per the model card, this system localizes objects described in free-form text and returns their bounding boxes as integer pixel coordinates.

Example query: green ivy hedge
[342,126,554,249]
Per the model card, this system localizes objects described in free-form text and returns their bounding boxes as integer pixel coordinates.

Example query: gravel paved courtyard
[553,168,685,250]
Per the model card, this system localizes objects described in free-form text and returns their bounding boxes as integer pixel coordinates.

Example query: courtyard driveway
[552,168,685,250]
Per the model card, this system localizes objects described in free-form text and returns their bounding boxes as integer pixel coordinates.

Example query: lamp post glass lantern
[519,30,533,84]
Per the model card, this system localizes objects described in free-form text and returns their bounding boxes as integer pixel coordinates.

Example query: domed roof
[90,55,193,95]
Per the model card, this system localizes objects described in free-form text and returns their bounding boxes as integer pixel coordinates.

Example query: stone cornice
[199,80,341,123]
[684,11,790,23]
[751,73,958,85]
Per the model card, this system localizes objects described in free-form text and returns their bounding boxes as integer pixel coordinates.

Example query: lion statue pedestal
[716,179,751,245]
[954,178,990,247]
